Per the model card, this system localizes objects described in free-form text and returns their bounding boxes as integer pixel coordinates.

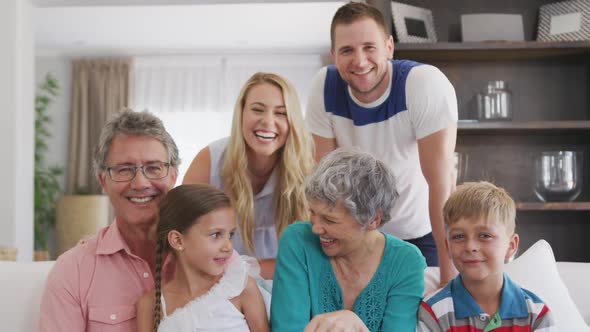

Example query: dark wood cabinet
[391,1,590,261]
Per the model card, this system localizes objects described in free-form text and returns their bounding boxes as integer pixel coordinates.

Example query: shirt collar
[96,221,132,256]
[497,274,529,319]
[452,273,528,319]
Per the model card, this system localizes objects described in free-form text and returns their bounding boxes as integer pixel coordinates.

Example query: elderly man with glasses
[38,110,179,332]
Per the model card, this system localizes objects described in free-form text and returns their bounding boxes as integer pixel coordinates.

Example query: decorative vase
[34,250,50,261]
[56,195,110,256]
[0,247,18,261]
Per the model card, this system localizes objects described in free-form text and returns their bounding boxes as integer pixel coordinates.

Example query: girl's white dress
[157,256,251,332]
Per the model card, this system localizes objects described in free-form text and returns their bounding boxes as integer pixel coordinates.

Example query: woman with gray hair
[270,148,426,332]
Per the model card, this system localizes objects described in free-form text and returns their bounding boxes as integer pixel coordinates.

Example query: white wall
[35,56,72,191]
[0,0,35,261]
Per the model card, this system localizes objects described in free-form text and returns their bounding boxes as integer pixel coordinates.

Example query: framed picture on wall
[391,2,437,43]
[537,0,590,41]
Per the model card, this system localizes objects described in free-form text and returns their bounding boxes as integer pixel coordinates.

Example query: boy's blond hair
[443,181,516,234]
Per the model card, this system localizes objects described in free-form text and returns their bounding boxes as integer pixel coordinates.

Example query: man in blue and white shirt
[306,2,458,285]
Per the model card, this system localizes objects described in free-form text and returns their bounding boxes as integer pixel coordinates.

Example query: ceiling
[33,1,345,55]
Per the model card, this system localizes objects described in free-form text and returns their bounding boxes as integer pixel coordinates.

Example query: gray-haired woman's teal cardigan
[270,222,426,331]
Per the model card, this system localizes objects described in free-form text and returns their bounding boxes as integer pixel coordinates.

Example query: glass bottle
[477,80,512,121]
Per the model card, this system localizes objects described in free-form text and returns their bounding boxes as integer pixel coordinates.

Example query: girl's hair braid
[153,237,164,332]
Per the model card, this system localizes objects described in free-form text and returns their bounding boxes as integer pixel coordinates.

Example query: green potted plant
[34,73,63,260]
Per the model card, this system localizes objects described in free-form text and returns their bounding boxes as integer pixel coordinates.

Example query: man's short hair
[443,181,516,234]
[92,109,180,178]
[330,2,389,48]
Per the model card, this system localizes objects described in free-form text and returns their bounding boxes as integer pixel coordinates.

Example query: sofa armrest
[0,261,55,332]
[557,262,590,325]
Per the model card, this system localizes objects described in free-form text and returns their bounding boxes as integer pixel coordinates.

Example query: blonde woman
[183,72,314,279]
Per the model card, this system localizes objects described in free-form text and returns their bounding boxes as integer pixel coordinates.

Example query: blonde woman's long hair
[221,72,315,255]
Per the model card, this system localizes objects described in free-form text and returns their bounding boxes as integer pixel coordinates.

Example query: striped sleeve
[417,302,443,332]
[531,304,555,332]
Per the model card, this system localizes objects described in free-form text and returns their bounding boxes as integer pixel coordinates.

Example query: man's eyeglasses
[104,161,171,182]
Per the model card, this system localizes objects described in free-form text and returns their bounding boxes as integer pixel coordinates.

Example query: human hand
[303,310,369,332]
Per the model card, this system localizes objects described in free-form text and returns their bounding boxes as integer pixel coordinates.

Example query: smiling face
[176,207,237,277]
[447,217,519,287]
[309,200,370,258]
[99,134,177,228]
[331,17,394,104]
[241,82,290,159]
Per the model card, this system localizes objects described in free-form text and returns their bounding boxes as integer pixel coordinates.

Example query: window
[131,54,324,181]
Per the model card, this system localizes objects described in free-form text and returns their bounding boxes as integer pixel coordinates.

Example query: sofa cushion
[505,240,588,331]
[0,261,55,332]
[425,240,589,331]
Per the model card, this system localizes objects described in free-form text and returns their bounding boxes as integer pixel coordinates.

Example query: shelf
[516,202,590,211]
[458,121,590,134]
[395,41,590,61]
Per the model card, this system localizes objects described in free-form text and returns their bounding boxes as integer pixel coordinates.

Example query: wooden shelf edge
[458,121,590,131]
[394,41,590,60]
[395,41,590,51]
[516,202,590,211]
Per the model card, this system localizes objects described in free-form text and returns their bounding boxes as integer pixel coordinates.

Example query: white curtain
[132,56,224,113]
[224,54,326,111]
[131,54,325,182]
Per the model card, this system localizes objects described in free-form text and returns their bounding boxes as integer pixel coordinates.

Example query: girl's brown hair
[152,184,231,332]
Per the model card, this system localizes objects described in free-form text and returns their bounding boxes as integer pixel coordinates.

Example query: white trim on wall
[35,47,331,58]
[33,0,345,7]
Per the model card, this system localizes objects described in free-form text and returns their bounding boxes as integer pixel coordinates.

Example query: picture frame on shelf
[537,0,590,42]
[391,2,437,43]
[461,14,524,42]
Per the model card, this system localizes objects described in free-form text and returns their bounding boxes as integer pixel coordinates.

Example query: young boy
[417,181,555,331]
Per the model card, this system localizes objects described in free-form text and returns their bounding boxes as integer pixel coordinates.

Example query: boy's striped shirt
[417,274,554,332]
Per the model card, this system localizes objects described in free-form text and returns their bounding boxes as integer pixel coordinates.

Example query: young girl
[182,72,315,279]
[136,184,269,332]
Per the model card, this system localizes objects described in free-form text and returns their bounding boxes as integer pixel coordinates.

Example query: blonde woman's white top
[157,256,251,332]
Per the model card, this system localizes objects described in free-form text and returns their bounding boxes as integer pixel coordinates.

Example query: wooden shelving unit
[390,0,590,261]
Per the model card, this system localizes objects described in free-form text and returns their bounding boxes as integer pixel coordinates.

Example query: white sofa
[2,242,589,331]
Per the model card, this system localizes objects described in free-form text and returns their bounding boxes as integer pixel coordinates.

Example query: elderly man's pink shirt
[38,222,160,331]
